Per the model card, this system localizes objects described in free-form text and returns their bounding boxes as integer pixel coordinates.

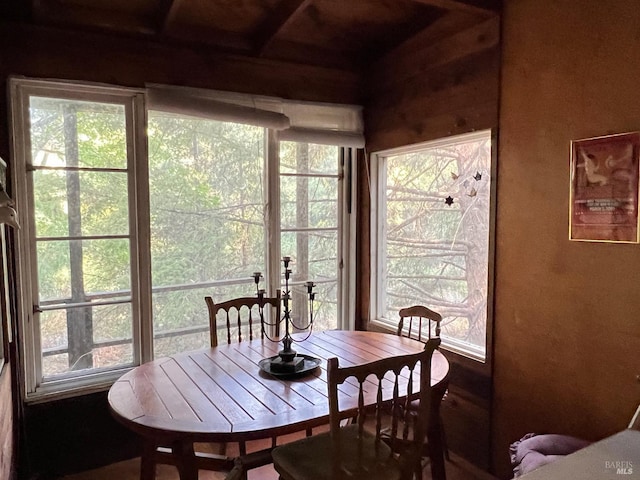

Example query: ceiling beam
[410,0,500,17]
[254,0,313,56]
[31,0,251,53]
[156,0,183,34]
[32,0,156,35]
[375,10,483,68]
[164,23,254,53]
[252,38,359,71]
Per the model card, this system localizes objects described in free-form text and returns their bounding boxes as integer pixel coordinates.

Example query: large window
[10,78,358,399]
[147,112,268,358]
[146,114,347,358]
[370,131,494,361]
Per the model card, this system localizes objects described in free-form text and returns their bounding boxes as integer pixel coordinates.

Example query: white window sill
[24,366,133,404]
[369,318,486,363]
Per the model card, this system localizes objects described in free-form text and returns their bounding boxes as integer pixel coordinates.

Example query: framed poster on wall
[569,131,640,243]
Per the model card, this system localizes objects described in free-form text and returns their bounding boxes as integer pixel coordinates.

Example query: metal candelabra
[254,256,318,375]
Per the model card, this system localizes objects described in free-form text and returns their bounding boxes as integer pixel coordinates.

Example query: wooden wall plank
[366,99,497,153]
[24,391,140,477]
[411,0,500,17]
[365,49,500,146]
[366,47,499,111]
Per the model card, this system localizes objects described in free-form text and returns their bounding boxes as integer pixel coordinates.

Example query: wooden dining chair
[205,292,281,348]
[397,305,442,342]
[397,305,450,465]
[272,338,440,480]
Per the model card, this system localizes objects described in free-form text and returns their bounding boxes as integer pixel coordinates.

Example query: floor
[59,433,498,480]
[59,454,493,480]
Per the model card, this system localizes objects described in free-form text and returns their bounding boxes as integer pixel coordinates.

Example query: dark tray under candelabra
[258,354,321,379]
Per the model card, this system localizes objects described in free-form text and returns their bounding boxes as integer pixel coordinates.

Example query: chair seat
[272,424,402,480]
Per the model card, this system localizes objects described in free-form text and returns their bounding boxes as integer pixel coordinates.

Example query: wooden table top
[520,429,640,479]
[108,330,450,444]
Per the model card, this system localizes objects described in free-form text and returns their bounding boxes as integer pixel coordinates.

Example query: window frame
[10,78,149,400]
[273,137,356,331]
[0,157,9,372]
[369,130,496,363]
[0,228,6,373]
[9,77,357,401]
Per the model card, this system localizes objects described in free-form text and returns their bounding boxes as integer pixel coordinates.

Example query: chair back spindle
[205,292,281,347]
[397,305,442,342]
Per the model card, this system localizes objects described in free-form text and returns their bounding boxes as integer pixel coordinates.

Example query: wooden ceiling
[3,0,501,71]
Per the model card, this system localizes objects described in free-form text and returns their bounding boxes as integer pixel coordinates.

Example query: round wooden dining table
[108,329,450,480]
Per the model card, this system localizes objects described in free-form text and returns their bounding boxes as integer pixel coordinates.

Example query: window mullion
[266,130,281,297]
[369,151,383,322]
[342,148,357,330]
[337,148,347,329]
[131,93,153,364]
[378,155,388,321]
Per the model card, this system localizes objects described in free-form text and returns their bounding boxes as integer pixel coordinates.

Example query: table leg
[172,441,198,480]
[140,441,157,480]
[427,425,447,480]
[427,383,448,480]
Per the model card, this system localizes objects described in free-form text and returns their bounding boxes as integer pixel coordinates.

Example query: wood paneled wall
[24,391,139,477]
[363,17,500,153]
[494,1,640,477]
[0,366,14,480]
[358,16,501,469]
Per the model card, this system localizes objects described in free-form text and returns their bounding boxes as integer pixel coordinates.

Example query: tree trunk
[63,105,93,370]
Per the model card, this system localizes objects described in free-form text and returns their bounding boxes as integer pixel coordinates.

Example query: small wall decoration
[569,131,640,243]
